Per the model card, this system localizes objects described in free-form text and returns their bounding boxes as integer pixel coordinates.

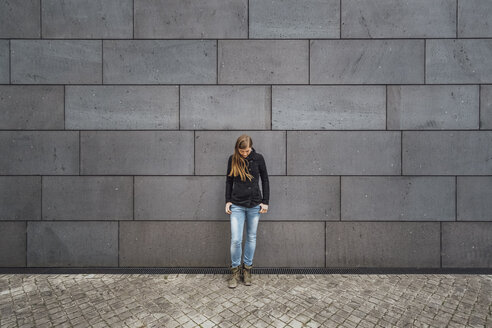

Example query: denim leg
[243,205,261,266]
[230,204,245,268]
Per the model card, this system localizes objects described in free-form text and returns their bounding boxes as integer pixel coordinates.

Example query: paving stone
[3,274,488,327]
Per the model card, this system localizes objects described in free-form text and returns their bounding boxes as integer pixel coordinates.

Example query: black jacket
[225,147,269,208]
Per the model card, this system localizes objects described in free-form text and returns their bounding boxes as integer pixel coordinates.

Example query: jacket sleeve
[225,155,233,203]
[259,154,269,205]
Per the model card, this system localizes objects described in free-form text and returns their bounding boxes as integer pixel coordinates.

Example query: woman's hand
[225,202,232,214]
[259,203,269,213]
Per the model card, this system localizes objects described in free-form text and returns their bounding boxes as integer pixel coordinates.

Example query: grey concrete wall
[0,0,490,269]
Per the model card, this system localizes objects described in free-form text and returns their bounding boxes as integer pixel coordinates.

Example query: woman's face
[238,147,251,158]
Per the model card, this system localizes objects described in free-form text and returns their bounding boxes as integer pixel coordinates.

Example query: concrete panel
[481,85,492,129]
[0,222,26,267]
[326,222,440,268]
[0,176,41,221]
[218,40,309,84]
[341,0,456,38]
[265,176,339,221]
[180,86,271,130]
[11,40,102,84]
[65,86,179,130]
[42,0,132,38]
[0,85,64,130]
[341,176,455,221]
[310,40,424,84]
[387,85,479,130]
[119,221,230,267]
[43,176,133,220]
[249,0,339,38]
[135,176,226,220]
[103,40,216,84]
[27,221,118,267]
[136,176,338,221]
[80,131,194,175]
[121,221,324,267]
[254,222,325,267]
[426,39,492,83]
[272,86,385,130]
[0,131,79,175]
[0,0,40,38]
[457,177,492,221]
[402,131,492,175]
[134,0,247,38]
[195,131,286,175]
[287,131,401,175]
[458,0,492,37]
[0,40,8,83]
[442,222,492,268]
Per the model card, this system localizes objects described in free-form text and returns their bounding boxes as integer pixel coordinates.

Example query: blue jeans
[230,203,261,267]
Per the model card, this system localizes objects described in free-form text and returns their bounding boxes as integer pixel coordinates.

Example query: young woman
[225,134,269,288]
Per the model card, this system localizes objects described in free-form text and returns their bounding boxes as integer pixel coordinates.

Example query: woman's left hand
[259,203,269,213]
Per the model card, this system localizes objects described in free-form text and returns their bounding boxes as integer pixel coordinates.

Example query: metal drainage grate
[0,267,491,275]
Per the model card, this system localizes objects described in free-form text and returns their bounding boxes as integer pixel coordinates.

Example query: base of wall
[1,267,491,274]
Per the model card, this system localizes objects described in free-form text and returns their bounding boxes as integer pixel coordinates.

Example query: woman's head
[229,134,254,181]
[235,134,252,158]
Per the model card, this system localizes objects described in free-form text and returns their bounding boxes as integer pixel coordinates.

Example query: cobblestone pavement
[0,273,491,328]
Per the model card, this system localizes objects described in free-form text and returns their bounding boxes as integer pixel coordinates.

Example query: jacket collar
[246,147,256,160]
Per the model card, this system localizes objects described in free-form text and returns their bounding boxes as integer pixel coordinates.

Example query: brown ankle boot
[228,265,241,288]
[242,263,253,286]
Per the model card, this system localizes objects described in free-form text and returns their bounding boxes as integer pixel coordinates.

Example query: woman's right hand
[225,202,232,214]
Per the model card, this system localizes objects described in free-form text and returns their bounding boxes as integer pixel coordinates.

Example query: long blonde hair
[228,134,254,182]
